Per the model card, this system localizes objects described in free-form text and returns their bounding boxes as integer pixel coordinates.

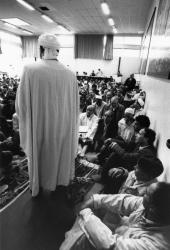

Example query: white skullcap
[38,33,60,49]
[125,108,135,115]
[95,95,102,100]
[138,98,144,107]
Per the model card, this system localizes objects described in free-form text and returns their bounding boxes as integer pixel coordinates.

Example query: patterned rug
[67,157,100,204]
[0,157,29,210]
[0,156,100,209]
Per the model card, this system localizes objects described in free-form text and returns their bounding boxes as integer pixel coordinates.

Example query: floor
[0,187,76,250]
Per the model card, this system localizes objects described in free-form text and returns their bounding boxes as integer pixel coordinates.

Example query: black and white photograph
[0,0,170,250]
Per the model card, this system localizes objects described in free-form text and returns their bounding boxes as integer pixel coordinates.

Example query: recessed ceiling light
[16,0,35,11]
[108,18,115,26]
[101,2,110,15]
[41,15,54,23]
[4,23,17,29]
[1,18,30,26]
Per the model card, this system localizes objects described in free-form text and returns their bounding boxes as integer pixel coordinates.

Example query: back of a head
[144,128,156,146]
[138,157,163,179]
[38,33,60,50]
[87,105,95,112]
[38,33,60,58]
[150,182,170,223]
[135,115,150,129]
[111,96,118,103]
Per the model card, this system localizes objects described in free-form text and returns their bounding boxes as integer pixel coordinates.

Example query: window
[0,31,22,75]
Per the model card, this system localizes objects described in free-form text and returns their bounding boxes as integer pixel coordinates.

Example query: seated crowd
[1,72,169,249]
[60,73,170,249]
[0,74,25,194]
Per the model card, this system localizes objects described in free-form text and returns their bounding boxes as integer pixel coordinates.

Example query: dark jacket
[101,144,157,182]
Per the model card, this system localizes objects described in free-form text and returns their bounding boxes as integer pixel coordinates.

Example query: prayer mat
[0,157,29,210]
[67,157,100,205]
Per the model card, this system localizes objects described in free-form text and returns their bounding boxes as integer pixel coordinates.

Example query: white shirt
[79,113,98,140]
[60,194,170,250]
[118,118,135,143]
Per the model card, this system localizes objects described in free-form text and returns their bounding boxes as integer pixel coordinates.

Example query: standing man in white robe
[16,33,79,197]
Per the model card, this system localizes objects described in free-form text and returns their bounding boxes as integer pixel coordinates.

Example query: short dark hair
[144,128,156,145]
[150,182,170,223]
[138,157,163,179]
[135,115,150,129]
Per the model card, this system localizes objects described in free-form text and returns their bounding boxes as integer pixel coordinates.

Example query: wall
[0,30,22,76]
[141,75,170,182]
[140,0,170,182]
[58,47,141,80]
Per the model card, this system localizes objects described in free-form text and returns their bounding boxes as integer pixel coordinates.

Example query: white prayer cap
[38,33,60,49]
[125,108,134,115]
[95,95,102,100]
[138,98,144,107]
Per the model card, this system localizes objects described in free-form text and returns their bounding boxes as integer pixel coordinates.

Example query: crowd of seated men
[59,73,170,250]
[1,72,170,249]
[0,74,25,195]
[78,73,146,157]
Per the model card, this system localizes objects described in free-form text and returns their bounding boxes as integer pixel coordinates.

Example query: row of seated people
[79,77,145,115]
[77,68,104,77]
[0,75,25,194]
[59,77,170,249]
[78,92,145,158]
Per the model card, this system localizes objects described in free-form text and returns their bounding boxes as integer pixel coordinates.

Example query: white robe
[16,60,79,196]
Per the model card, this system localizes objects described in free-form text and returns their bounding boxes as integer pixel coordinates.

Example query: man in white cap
[16,33,79,197]
[93,95,106,118]
[118,107,135,144]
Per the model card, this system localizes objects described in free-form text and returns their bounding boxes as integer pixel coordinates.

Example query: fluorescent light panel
[16,0,35,11]
[57,25,69,32]
[41,15,54,23]
[1,18,30,26]
[108,18,115,26]
[4,23,17,29]
[101,2,110,15]
[22,30,33,35]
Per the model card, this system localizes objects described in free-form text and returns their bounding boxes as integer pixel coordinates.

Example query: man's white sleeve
[93,194,143,217]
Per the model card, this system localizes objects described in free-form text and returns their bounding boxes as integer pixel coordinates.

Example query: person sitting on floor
[90,70,96,77]
[100,91,112,117]
[124,73,136,92]
[100,128,157,184]
[85,114,151,165]
[106,96,125,139]
[60,182,170,250]
[93,110,115,152]
[105,156,163,194]
[79,105,98,156]
[117,107,135,144]
[93,95,107,118]
[96,68,103,77]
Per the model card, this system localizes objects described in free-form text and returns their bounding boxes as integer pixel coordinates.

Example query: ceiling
[0,0,154,36]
